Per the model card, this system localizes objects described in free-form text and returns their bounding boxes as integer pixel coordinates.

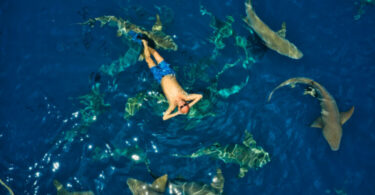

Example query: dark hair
[179,102,189,110]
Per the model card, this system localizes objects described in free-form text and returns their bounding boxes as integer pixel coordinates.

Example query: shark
[127,174,168,195]
[268,77,355,151]
[53,180,94,195]
[173,130,270,178]
[243,0,303,59]
[126,169,224,195]
[82,14,177,51]
[167,168,224,195]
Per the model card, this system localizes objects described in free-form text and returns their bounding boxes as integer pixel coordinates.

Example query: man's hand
[185,94,203,108]
[163,111,180,120]
[162,104,178,120]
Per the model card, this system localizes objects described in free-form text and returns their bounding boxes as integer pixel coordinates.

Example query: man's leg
[148,47,164,64]
[142,40,156,68]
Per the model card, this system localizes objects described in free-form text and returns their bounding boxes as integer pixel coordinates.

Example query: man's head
[178,101,190,114]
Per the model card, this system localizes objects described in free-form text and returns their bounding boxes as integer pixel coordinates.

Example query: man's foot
[142,40,149,55]
[142,39,148,47]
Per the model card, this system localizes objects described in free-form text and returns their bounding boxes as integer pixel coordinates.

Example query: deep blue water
[1,0,375,194]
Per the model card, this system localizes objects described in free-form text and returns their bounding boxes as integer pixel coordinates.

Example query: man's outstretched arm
[185,94,203,108]
[163,104,179,120]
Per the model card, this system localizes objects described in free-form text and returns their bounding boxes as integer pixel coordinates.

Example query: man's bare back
[141,39,202,120]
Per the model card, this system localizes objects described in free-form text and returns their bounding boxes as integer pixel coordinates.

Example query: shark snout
[326,134,341,151]
[323,126,342,151]
[330,144,340,151]
[293,51,304,60]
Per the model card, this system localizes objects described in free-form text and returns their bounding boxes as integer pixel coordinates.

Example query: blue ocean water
[1,0,375,194]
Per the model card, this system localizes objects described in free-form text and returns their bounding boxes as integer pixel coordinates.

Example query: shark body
[244,0,303,59]
[127,174,167,195]
[126,169,224,195]
[268,77,355,151]
[168,169,224,195]
[82,14,177,51]
[173,131,270,178]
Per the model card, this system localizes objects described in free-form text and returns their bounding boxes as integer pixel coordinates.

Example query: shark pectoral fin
[310,116,323,128]
[340,106,355,125]
[152,14,163,32]
[276,22,287,38]
[0,179,14,195]
[242,17,251,26]
[151,174,168,192]
[239,167,248,178]
[210,169,225,192]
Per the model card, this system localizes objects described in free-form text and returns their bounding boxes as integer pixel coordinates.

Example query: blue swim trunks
[150,61,175,83]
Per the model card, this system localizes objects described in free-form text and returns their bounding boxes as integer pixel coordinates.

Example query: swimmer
[140,37,202,120]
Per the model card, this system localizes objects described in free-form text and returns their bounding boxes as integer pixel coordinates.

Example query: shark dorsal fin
[310,116,323,128]
[242,130,256,147]
[277,22,286,38]
[151,174,168,192]
[210,169,224,193]
[152,14,163,32]
[340,106,355,125]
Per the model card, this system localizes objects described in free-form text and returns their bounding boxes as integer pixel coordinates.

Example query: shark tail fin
[245,0,253,10]
[244,0,254,26]
[340,106,355,125]
[0,179,14,195]
[151,174,168,193]
[78,18,96,27]
[268,78,315,102]
[267,85,285,102]
[210,169,224,193]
